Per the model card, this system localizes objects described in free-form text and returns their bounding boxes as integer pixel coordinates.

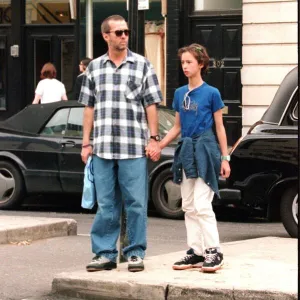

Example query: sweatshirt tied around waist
[172,128,221,197]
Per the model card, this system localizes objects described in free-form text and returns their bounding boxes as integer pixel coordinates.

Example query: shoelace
[180,255,194,263]
[130,256,139,262]
[205,253,217,263]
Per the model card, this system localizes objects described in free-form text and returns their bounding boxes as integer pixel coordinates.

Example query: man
[79,15,162,273]
[74,57,92,100]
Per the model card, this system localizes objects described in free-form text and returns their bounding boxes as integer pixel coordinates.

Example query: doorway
[187,15,242,146]
[24,25,76,105]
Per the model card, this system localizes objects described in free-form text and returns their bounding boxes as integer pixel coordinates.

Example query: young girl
[158,43,230,272]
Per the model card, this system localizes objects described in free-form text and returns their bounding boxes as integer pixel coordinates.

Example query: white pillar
[86,0,93,58]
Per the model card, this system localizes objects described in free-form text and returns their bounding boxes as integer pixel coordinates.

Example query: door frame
[24,24,77,105]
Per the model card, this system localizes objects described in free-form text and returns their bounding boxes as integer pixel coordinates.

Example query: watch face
[151,135,160,141]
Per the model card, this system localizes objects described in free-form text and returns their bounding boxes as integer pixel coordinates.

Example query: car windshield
[158,108,180,144]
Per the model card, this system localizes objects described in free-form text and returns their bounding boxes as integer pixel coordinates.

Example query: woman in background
[32,62,68,104]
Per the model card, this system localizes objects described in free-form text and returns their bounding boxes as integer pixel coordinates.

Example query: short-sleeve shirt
[35,79,66,104]
[172,82,224,138]
[79,49,163,160]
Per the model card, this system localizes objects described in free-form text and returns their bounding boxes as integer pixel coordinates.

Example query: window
[65,107,84,137]
[292,103,298,120]
[0,36,7,110]
[0,1,11,24]
[40,108,69,136]
[26,0,76,24]
[194,0,242,11]
[158,108,180,144]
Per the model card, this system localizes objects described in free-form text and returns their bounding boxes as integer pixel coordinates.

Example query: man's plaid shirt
[79,50,163,159]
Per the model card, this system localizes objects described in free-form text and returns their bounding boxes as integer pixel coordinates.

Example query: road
[0,202,289,300]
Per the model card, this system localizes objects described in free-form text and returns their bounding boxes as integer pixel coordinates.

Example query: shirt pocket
[125,77,143,101]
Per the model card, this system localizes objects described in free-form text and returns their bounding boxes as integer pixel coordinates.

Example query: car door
[22,107,70,193]
[59,107,86,193]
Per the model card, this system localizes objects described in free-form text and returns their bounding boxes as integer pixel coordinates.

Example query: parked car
[216,66,298,238]
[0,102,183,219]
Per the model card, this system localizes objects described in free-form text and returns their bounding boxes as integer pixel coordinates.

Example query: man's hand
[81,145,93,164]
[145,140,161,161]
[220,160,231,178]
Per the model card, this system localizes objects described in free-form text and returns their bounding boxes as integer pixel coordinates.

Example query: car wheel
[280,185,298,238]
[151,168,183,219]
[0,161,24,209]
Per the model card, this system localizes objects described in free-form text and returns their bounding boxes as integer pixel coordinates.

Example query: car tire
[0,161,24,209]
[280,185,298,238]
[151,168,184,219]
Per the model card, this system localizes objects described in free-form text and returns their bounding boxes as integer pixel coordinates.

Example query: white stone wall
[241,0,298,135]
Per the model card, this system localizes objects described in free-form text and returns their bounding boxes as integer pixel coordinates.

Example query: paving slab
[52,237,297,300]
[0,215,77,244]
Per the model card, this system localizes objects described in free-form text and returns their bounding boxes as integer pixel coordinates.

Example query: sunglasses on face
[107,29,130,37]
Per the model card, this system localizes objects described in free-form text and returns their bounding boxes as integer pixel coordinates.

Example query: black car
[217,67,298,238]
[0,102,183,219]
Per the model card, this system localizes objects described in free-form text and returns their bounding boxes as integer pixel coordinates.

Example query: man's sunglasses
[107,30,130,37]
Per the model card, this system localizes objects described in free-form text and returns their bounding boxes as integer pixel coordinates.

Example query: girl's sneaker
[172,254,205,270]
[202,248,224,272]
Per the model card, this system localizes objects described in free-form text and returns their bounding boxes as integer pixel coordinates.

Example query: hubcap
[292,194,298,224]
[162,179,182,212]
[0,168,15,203]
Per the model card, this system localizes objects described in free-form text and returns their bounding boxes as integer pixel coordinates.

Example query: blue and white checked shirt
[79,50,163,159]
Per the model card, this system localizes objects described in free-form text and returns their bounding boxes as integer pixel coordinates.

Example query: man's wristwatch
[150,135,160,142]
[221,155,230,162]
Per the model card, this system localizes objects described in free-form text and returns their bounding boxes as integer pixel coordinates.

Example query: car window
[159,108,180,143]
[40,108,70,136]
[65,107,84,138]
[292,102,298,120]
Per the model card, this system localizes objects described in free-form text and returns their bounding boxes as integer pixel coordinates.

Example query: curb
[0,218,77,244]
[52,276,297,300]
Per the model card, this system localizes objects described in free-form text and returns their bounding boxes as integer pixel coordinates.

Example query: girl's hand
[220,160,231,178]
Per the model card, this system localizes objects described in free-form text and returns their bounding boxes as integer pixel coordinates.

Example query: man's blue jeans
[91,155,148,262]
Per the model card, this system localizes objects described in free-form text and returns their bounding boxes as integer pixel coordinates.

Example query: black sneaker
[128,256,144,272]
[86,256,117,272]
[172,254,205,270]
[202,248,224,272]
[186,248,194,255]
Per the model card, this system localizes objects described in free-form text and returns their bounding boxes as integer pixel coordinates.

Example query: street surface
[0,198,289,300]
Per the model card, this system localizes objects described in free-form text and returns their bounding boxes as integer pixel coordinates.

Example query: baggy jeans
[91,155,148,262]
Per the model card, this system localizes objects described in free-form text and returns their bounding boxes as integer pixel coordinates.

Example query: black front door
[188,16,242,146]
[24,25,76,105]
[0,27,10,117]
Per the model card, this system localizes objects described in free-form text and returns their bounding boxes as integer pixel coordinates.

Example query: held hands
[220,160,231,178]
[145,140,161,162]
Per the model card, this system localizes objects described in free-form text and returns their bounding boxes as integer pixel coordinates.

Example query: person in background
[74,57,92,100]
[151,43,230,273]
[79,15,162,273]
[32,62,68,104]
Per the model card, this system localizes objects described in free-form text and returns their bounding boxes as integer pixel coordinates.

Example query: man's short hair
[101,15,126,33]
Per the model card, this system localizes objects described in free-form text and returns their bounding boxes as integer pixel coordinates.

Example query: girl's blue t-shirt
[172,82,224,138]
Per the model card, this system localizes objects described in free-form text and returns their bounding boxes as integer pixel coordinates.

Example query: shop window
[194,0,242,11]
[0,0,11,24]
[0,36,7,110]
[26,0,77,24]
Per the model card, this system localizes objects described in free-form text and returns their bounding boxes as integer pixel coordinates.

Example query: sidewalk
[52,237,297,300]
[0,215,77,244]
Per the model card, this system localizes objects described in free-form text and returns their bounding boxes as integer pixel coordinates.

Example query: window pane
[66,107,84,137]
[61,39,75,100]
[0,36,7,110]
[0,1,11,24]
[40,108,69,136]
[26,0,76,24]
[194,0,242,11]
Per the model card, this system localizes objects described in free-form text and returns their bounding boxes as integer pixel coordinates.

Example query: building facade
[0,0,297,146]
